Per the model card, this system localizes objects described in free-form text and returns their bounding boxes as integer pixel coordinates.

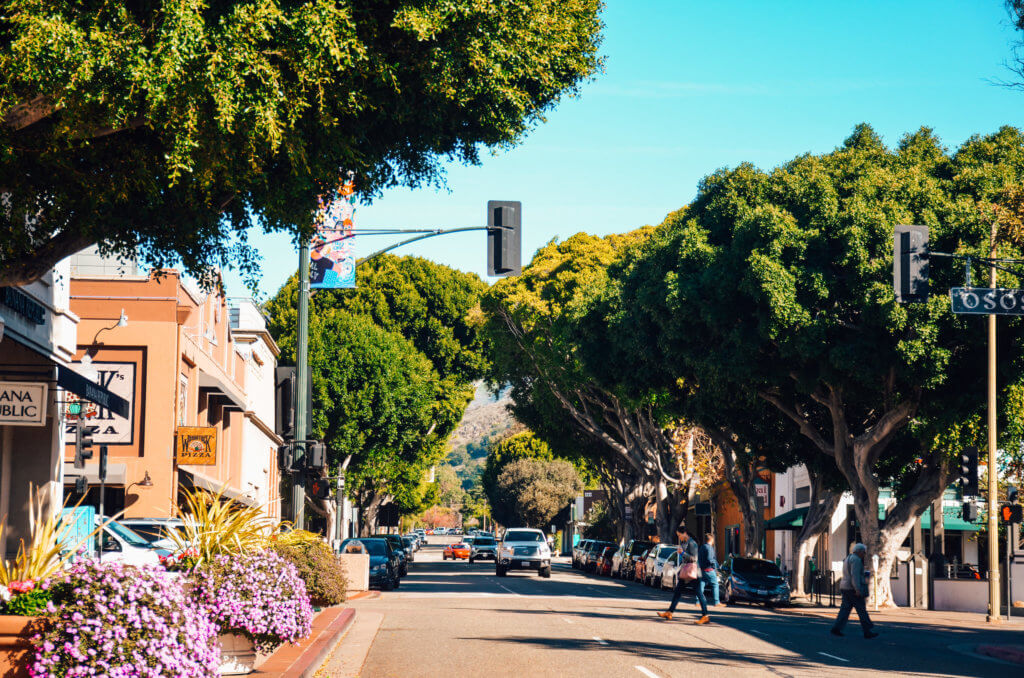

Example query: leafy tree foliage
[615,125,1024,603]
[0,0,603,286]
[493,458,582,528]
[481,431,553,514]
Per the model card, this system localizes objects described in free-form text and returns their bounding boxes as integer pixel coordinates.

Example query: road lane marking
[748,629,768,636]
[635,667,660,678]
[818,652,849,662]
[495,583,520,596]
[592,636,608,645]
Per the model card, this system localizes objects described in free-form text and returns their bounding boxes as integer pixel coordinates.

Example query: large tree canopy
[0,0,603,286]
[493,458,582,529]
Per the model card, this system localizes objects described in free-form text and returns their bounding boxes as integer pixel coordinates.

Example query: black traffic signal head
[1009,485,1020,504]
[74,420,94,469]
[962,500,978,522]
[894,224,929,303]
[307,442,326,471]
[958,446,979,497]
[487,200,521,277]
[277,444,293,472]
[308,476,331,500]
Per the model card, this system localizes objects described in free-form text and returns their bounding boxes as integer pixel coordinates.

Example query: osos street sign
[950,287,1024,315]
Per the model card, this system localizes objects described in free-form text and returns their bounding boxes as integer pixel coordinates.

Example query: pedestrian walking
[830,543,879,639]
[696,533,720,616]
[658,529,707,623]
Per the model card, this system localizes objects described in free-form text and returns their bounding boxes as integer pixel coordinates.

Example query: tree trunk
[791,476,842,596]
[359,493,386,537]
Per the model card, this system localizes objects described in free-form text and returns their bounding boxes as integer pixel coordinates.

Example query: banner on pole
[310,178,357,289]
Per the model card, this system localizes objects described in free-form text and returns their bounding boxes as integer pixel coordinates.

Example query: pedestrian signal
[1001,503,1023,524]
[308,477,331,500]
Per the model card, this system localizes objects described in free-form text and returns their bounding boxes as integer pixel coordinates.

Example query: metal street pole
[987,222,1001,623]
[293,241,310,529]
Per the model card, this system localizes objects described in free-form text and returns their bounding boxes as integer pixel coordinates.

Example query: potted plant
[190,550,313,675]
[31,560,219,677]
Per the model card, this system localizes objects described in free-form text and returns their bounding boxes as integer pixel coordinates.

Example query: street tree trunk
[792,473,842,597]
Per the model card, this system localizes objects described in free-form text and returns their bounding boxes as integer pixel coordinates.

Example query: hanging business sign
[755,481,770,503]
[0,382,48,426]
[310,178,357,289]
[65,362,135,445]
[950,287,1024,315]
[176,426,217,465]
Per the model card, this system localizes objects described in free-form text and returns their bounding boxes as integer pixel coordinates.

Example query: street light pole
[987,222,1001,623]
[293,241,311,529]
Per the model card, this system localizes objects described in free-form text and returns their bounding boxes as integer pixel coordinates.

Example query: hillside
[446,382,519,488]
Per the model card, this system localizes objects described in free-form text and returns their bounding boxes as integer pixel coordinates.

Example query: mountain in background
[446,382,519,488]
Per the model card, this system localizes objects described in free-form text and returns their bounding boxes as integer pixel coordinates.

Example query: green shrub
[271,540,347,606]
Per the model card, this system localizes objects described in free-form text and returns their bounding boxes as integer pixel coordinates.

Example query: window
[795,486,811,506]
[178,375,188,426]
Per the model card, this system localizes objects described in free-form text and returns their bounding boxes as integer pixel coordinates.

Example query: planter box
[217,632,269,675]
[0,615,46,678]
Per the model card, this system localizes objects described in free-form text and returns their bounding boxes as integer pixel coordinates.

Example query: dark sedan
[341,538,399,591]
[720,556,790,606]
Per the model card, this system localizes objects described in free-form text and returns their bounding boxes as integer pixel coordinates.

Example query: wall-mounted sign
[0,382,47,426]
[755,481,770,502]
[65,362,135,445]
[0,287,45,325]
[176,426,217,465]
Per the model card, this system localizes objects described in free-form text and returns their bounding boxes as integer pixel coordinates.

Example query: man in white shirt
[831,542,879,638]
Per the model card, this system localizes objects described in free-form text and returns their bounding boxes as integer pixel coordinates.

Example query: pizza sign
[176,426,217,465]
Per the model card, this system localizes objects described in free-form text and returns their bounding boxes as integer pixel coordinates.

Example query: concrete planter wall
[217,632,270,675]
[0,615,46,678]
[338,553,369,592]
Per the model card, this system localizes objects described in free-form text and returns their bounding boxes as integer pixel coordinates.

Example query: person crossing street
[658,529,711,623]
[831,542,879,639]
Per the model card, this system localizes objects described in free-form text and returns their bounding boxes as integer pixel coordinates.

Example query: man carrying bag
[658,529,707,622]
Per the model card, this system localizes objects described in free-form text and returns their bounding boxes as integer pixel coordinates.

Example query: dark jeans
[668,570,716,615]
[832,590,873,635]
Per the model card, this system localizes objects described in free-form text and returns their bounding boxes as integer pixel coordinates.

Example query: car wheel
[654,576,661,588]
[496,566,507,577]
[393,576,401,589]
[724,587,735,605]
[382,575,394,591]
[469,557,475,563]
[540,565,552,578]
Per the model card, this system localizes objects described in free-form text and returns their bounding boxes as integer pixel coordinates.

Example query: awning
[178,469,255,506]
[920,506,981,532]
[765,506,808,530]
[64,462,127,486]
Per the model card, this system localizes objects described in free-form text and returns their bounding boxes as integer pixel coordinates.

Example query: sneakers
[864,631,879,639]
[696,615,710,625]
[657,611,673,620]
[830,628,843,636]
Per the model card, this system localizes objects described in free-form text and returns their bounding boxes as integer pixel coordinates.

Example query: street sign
[950,287,1024,315]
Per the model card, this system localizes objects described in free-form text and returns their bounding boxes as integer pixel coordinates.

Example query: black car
[341,538,399,591]
[573,539,594,568]
[720,556,791,606]
[619,539,654,581]
[383,534,410,575]
[470,536,497,562]
[583,540,615,573]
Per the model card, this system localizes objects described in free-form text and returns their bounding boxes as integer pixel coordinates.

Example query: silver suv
[496,528,552,578]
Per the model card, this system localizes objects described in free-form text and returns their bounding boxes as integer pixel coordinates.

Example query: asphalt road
[343,536,1022,677]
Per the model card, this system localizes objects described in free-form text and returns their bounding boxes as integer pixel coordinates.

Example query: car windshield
[504,530,544,542]
[402,538,414,546]
[732,558,783,576]
[630,541,654,555]
[104,520,151,548]
[474,538,495,545]
[123,524,175,544]
[658,546,676,558]
[346,539,388,556]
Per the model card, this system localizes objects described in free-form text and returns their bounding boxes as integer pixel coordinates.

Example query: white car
[120,517,184,550]
[496,528,552,578]
[643,544,678,587]
[660,551,682,590]
[96,518,164,566]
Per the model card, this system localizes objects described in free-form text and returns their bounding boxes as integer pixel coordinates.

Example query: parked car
[634,548,651,584]
[582,540,615,573]
[573,539,594,569]
[609,544,628,577]
[382,534,410,575]
[402,536,418,561]
[119,517,184,550]
[720,556,791,607]
[619,539,654,581]
[444,542,471,560]
[341,538,399,591]
[643,544,678,587]
[596,546,617,576]
[660,551,681,590]
[470,536,497,562]
[496,528,552,578]
[95,518,165,566]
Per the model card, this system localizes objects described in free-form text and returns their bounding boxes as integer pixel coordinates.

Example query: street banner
[950,287,1024,315]
[310,178,357,289]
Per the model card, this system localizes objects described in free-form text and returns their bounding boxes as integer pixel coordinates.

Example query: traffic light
[962,500,978,522]
[307,442,326,471]
[1000,503,1023,524]
[487,200,522,277]
[308,476,331,500]
[957,446,979,497]
[73,419,94,469]
[893,224,929,303]
[98,445,108,482]
[277,444,293,472]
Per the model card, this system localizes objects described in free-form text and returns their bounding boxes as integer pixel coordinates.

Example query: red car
[597,546,616,576]
[443,542,471,560]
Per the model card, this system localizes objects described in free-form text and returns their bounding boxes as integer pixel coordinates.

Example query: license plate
[521,562,531,568]
[758,589,768,596]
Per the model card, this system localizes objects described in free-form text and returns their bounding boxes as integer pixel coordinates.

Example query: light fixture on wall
[78,309,129,381]
[126,471,154,492]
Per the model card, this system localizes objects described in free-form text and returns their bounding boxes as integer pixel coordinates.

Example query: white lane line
[818,652,849,663]
[562,617,574,624]
[635,667,660,678]
[592,636,609,645]
[495,583,520,596]
[749,629,768,636]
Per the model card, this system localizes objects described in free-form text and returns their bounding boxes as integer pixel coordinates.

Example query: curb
[978,644,1024,665]
[254,607,357,678]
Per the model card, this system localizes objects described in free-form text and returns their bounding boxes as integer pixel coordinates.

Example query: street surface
[333,537,1022,677]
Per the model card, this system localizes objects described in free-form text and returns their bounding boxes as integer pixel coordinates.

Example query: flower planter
[0,615,46,678]
[217,632,269,675]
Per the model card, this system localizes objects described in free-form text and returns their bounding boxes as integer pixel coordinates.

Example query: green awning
[765,506,808,530]
[920,506,981,532]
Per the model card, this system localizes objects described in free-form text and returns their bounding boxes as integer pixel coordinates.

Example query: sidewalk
[253,606,357,677]
[779,600,1024,664]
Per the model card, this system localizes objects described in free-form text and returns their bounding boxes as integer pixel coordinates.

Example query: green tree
[493,458,582,528]
[617,125,1024,603]
[0,0,603,286]
[481,431,553,519]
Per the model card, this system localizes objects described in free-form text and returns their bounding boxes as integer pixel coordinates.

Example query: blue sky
[222,1,1024,300]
